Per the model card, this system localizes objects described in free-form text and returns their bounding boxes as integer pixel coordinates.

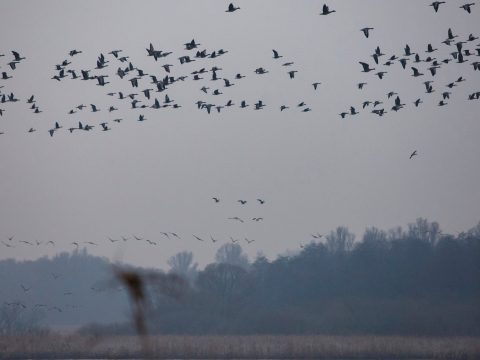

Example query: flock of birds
[1,196,266,252]
[1,1,479,316]
[0,2,477,162]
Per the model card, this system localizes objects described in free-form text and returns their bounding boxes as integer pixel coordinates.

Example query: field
[0,334,479,359]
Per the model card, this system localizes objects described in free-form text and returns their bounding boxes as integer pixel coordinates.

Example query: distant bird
[238,200,247,204]
[245,238,255,244]
[228,217,244,223]
[69,49,82,56]
[411,67,424,77]
[257,199,265,204]
[414,98,423,107]
[212,197,220,203]
[358,82,367,89]
[359,62,375,72]
[409,150,418,159]
[287,70,298,79]
[320,4,336,15]
[193,235,204,242]
[20,284,31,292]
[84,241,98,246]
[360,27,374,38]
[252,217,264,222]
[272,49,282,59]
[430,1,445,12]
[11,51,25,61]
[226,3,240,12]
[312,82,321,90]
[460,3,475,13]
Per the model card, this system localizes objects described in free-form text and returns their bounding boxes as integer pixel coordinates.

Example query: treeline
[2,218,480,336]
[143,218,480,336]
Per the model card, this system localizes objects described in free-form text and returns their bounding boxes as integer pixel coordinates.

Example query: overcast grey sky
[1,0,479,268]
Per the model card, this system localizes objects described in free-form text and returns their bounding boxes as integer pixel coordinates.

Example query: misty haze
[1,1,479,359]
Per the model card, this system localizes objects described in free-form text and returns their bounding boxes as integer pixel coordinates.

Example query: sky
[1,0,479,269]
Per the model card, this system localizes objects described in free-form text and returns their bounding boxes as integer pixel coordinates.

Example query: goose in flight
[228,217,244,223]
[12,51,25,61]
[359,62,375,72]
[460,3,475,13]
[254,100,266,110]
[212,197,220,203]
[430,1,445,12]
[21,285,31,292]
[238,200,247,204]
[193,235,204,242]
[320,4,336,15]
[409,150,418,159]
[411,67,424,77]
[255,67,268,74]
[360,27,374,38]
[272,49,282,59]
[226,3,240,12]
[184,39,200,50]
[312,82,321,90]
[257,198,265,204]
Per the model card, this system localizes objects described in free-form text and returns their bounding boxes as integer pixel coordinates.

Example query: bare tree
[325,226,355,253]
[215,243,249,269]
[167,251,198,282]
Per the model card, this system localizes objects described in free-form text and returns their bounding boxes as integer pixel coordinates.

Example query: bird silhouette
[460,3,475,13]
[430,1,445,12]
[226,3,240,12]
[360,27,374,38]
[320,4,336,15]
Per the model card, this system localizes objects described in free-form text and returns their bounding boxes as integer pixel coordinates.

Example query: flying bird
[360,27,374,38]
[430,1,445,12]
[460,3,475,13]
[320,4,336,15]
[409,150,418,159]
[226,3,240,12]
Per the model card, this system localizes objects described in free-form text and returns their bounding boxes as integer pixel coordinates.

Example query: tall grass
[0,334,478,359]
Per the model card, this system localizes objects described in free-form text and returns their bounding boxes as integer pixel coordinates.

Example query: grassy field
[0,334,479,359]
